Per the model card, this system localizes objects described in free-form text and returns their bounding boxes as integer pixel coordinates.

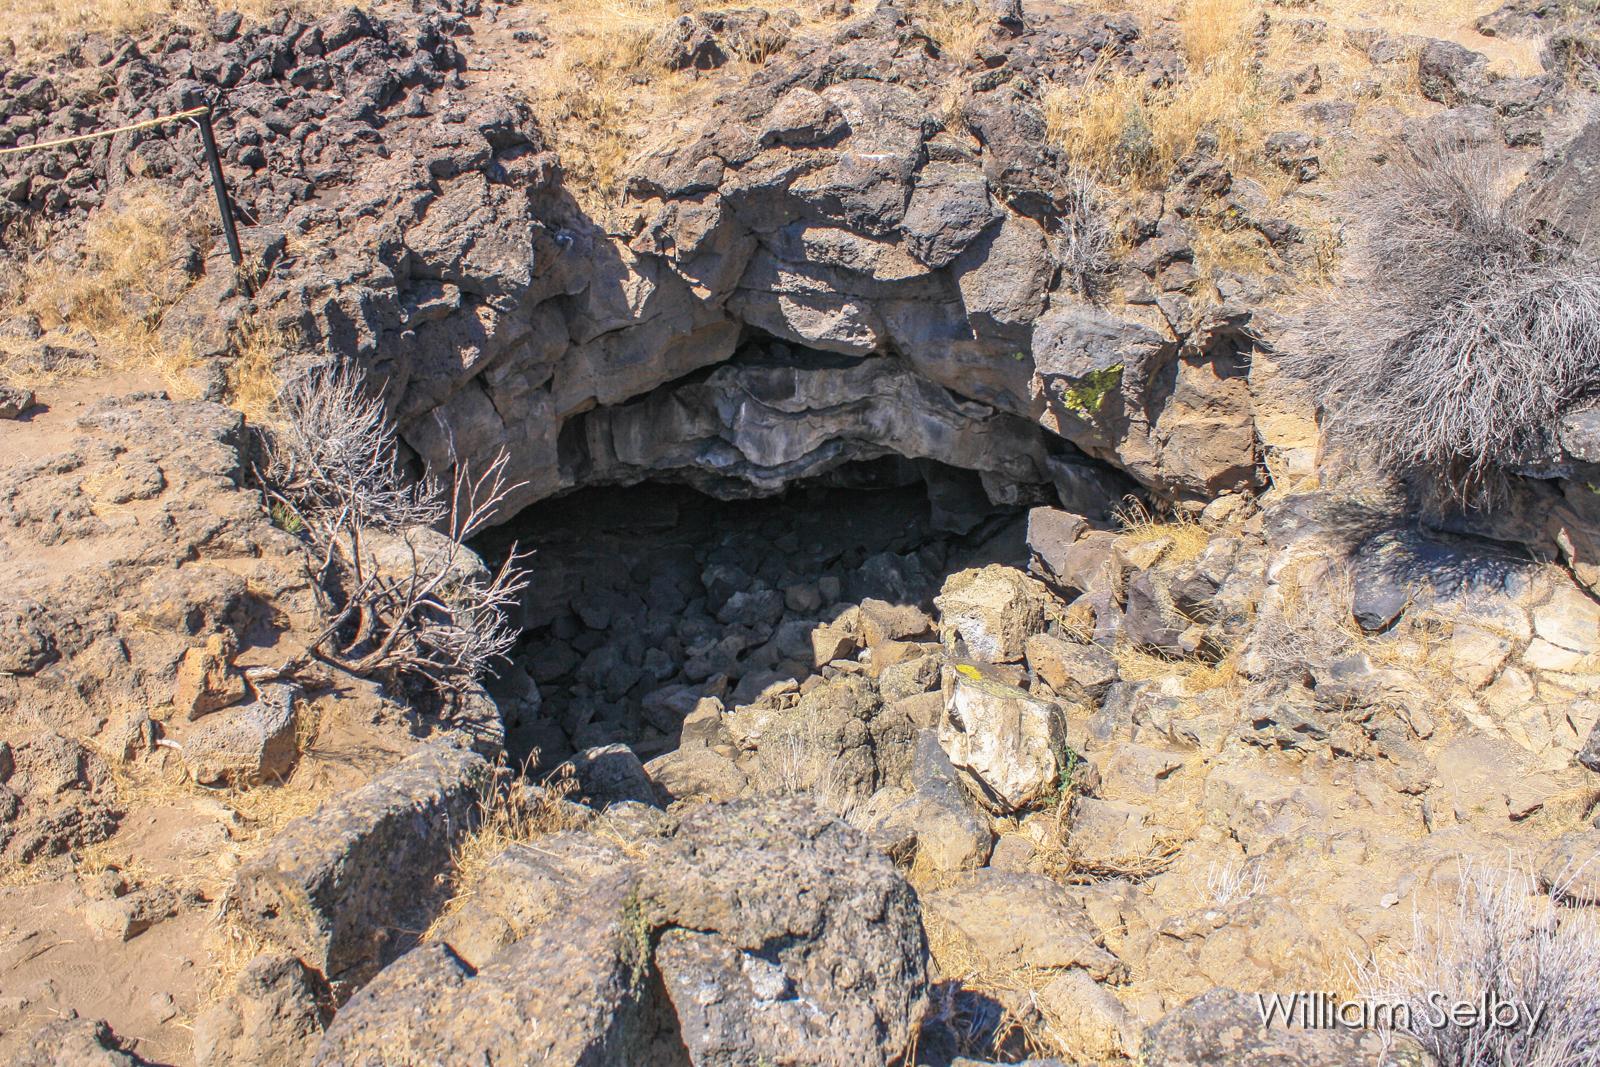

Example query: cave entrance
[471,463,1071,772]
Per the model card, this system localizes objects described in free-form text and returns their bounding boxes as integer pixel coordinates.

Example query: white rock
[938,671,1066,813]
[933,565,1047,664]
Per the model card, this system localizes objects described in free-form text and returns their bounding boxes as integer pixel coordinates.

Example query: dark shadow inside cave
[470,455,1127,774]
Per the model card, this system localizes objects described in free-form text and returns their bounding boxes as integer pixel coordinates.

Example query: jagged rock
[1539,828,1600,904]
[172,630,247,720]
[84,885,178,941]
[879,653,943,704]
[315,798,927,1067]
[0,383,33,419]
[939,668,1068,813]
[922,869,1127,980]
[1122,571,1187,652]
[11,1014,145,1067]
[424,830,627,971]
[178,683,299,785]
[0,732,120,866]
[934,565,1048,663]
[1580,715,1600,772]
[192,953,326,1067]
[1025,633,1119,702]
[861,728,994,870]
[727,672,912,809]
[1068,797,1161,870]
[1140,988,1433,1065]
[231,740,493,988]
[643,745,748,804]
[857,598,933,647]
[1026,506,1089,579]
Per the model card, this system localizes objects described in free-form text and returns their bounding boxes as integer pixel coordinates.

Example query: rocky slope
[0,0,1599,1064]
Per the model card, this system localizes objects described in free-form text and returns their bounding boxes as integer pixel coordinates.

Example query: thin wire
[0,105,211,157]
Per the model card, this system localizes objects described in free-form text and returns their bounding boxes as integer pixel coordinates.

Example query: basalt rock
[230,739,493,990]
[316,797,928,1067]
[29,1,1284,531]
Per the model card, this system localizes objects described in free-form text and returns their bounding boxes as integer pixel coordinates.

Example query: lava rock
[192,952,326,1067]
[230,739,493,987]
[1140,988,1433,1065]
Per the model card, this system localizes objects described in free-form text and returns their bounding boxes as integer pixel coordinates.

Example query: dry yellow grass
[903,0,989,66]
[422,764,581,939]
[1,184,204,338]
[0,0,329,59]
[1114,499,1212,566]
[1046,0,1261,189]
[515,0,737,214]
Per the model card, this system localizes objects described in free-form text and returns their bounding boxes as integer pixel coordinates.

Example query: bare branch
[1281,139,1600,509]
[258,363,532,697]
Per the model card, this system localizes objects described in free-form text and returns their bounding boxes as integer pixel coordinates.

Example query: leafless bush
[260,364,529,696]
[1205,857,1267,907]
[1357,860,1600,1067]
[1238,571,1355,688]
[1283,141,1600,508]
[1053,172,1116,301]
[263,364,447,537]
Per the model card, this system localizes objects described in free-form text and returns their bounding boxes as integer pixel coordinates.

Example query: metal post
[193,106,250,294]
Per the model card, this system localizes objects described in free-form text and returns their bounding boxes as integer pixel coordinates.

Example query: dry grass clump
[1045,0,1262,189]
[522,0,718,213]
[0,184,298,411]
[0,186,204,363]
[1357,860,1600,1067]
[1283,143,1600,509]
[902,0,989,66]
[227,315,291,422]
[1113,497,1212,566]
[423,764,580,937]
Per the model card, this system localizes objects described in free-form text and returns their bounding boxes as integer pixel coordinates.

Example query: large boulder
[938,668,1069,812]
[230,740,493,989]
[315,797,929,1066]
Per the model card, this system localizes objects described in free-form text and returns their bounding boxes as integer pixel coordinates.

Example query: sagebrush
[1283,142,1600,507]
[1357,860,1600,1067]
[261,364,529,696]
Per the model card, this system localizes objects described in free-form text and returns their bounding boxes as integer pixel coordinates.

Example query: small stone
[782,583,822,614]
[149,991,177,1022]
[0,383,34,419]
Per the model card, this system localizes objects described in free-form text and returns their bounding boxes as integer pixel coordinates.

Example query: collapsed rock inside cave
[470,451,1125,772]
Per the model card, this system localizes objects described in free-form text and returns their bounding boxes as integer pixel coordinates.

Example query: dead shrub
[259,363,530,697]
[1356,859,1600,1067]
[1282,142,1600,508]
